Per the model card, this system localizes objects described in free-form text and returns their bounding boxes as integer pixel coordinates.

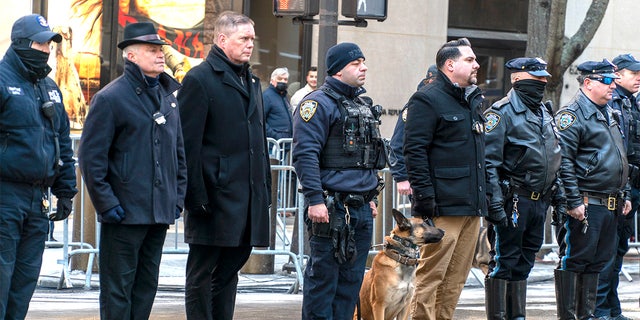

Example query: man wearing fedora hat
[0,14,77,319]
[79,21,187,320]
[554,59,632,319]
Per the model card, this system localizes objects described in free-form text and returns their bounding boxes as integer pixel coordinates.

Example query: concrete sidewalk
[31,241,640,319]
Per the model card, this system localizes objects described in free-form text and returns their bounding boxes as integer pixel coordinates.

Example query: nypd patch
[484,112,501,132]
[557,112,576,131]
[401,108,408,122]
[299,100,318,122]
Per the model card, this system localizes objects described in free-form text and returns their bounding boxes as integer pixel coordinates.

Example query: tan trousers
[410,216,481,320]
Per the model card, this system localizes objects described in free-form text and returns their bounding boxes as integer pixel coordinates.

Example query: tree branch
[560,0,609,69]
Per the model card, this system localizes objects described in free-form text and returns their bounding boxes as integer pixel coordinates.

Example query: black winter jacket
[555,90,629,209]
[178,46,271,247]
[404,71,487,217]
[79,60,187,225]
[484,89,562,207]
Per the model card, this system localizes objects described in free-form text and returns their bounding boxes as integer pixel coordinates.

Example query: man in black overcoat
[177,11,271,320]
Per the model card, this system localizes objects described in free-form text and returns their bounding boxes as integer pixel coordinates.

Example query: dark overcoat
[178,47,271,247]
[79,60,187,225]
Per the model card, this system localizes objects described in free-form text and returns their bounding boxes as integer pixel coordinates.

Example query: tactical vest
[320,87,387,170]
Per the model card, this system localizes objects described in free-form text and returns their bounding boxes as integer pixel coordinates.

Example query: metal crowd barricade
[45,134,640,292]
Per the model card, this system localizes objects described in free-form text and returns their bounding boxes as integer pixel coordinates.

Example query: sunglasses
[588,76,615,85]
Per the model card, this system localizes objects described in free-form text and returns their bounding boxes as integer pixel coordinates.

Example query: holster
[308,194,357,264]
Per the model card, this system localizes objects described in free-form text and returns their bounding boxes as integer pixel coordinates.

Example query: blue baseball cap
[577,59,619,79]
[11,14,62,43]
[505,57,551,77]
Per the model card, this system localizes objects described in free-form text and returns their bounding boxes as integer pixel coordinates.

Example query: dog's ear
[392,209,412,231]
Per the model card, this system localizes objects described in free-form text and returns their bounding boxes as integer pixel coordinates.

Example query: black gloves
[551,202,567,227]
[175,207,182,219]
[188,204,211,216]
[100,205,125,224]
[50,197,73,221]
[411,197,436,219]
[486,202,508,227]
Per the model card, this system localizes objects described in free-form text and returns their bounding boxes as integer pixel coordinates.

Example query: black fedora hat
[117,22,166,49]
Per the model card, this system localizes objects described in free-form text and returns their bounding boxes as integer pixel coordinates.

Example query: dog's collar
[384,247,419,266]
[392,234,418,250]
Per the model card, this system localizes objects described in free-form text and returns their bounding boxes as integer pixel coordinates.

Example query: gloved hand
[100,205,125,224]
[175,207,182,219]
[50,197,73,221]
[551,203,567,226]
[411,197,436,219]
[486,202,508,227]
[188,204,211,216]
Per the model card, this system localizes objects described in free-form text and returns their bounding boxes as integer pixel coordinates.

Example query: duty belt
[327,189,378,203]
[512,186,553,202]
[582,192,617,211]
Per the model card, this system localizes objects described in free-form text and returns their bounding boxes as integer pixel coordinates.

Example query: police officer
[595,54,640,320]
[292,42,384,320]
[483,57,563,319]
[389,64,437,197]
[554,59,632,320]
[0,15,77,319]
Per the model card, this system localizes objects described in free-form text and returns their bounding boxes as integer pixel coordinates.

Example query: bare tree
[526,0,610,111]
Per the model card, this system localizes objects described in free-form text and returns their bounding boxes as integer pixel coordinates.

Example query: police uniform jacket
[388,105,408,183]
[0,47,77,198]
[178,46,271,247]
[263,84,292,140]
[484,89,562,207]
[292,76,379,206]
[403,71,487,217]
[555,90,629,209]
[611,87,640,165]
[79,59,187,225]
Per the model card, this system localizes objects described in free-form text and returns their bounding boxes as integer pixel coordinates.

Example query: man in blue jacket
[0,14,77,320]
[263,67,293,140]
[79,22,187,320]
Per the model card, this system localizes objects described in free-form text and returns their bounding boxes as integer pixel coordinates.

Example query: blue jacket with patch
[0,47,77,198]
[292,77,379,206]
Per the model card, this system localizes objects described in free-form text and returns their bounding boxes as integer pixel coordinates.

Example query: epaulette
[490,96,510,110]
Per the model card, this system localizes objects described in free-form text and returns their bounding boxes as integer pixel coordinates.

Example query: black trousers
[99,223,168,320]
[557,204,617,273]
[185,244,253,320]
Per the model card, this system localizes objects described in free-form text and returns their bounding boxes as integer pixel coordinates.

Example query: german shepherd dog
[355,209,445,320]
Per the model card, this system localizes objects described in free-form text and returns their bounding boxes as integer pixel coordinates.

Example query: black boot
[486,277,508,320]
[507,280,527,320]
[577,273,598,320]
[555,269,578,320]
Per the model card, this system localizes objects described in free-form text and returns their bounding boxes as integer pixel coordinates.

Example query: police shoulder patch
[401,108,408,122]
[484,112,501,132]
[299,100,318,122]
[557,111,576,131]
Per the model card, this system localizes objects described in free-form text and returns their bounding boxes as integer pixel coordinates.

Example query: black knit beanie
[326,42,365,76]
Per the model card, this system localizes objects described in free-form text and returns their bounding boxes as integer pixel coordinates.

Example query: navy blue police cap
[577,59,619,78]
[612,54,640,72]
[11,14,62,43]
[505,57,551,77]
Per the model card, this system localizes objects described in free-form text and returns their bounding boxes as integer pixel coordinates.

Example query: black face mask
[513,79,547,109]
[275,82,288,94]
[12,42,51,80]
